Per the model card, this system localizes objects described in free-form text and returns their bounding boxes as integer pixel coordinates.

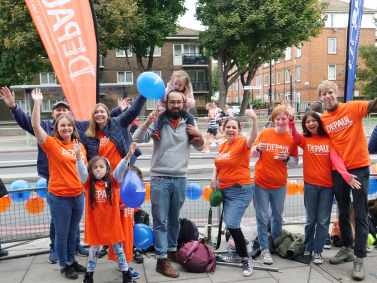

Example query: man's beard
[166,107,184,120]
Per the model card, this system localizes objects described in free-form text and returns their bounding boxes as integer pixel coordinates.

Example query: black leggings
[227,227,248,257]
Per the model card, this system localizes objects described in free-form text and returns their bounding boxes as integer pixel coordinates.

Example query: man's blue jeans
[150,176,187,259]
[303,182,334,254]
[253,182,287,251]
[48,192,84,267]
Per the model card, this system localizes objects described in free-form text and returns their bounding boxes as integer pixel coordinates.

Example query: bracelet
[256,147,261,152]
[284,155,290,163]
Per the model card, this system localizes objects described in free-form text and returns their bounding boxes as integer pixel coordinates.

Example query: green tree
[196,0,327,114]
[356,44,377,99]
[211,65,219,95]
[0,0,139,87]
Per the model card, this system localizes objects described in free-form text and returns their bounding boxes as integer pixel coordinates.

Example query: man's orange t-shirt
[253,128,298,189]
[108,189,137,262]
[215,137,253,189]
[320,101,370,170]
[299,135,335,187]
[169,118,181,130]
[40,135,87,197]
[83,175,124,246]
[97,130,123,172]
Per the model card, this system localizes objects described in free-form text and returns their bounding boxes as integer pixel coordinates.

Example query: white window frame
[328,38,337,54]
[354,90,360,97]
[297,44,301,57]
[272,73,275,85]
[147,99,159,110]
[40,72,57,84]
[256,77,261,87]
[264,62,268,67]
[285,92,290,101]
[277,72,281,84]
[264,94,269,102]
[117,71,133,84]
[285,47,291,61]
[330,14,334,27]
[285,70,291,83]
[264,75,268,86]
[272,59,275,65]
[41,99,58,113]
[236,81,239,90]
[14,100,29,113]
[153,46,161,57]
[296,67,301,82]
[328,65,336,80]
[116,49,132,57]
[296,92,301,104]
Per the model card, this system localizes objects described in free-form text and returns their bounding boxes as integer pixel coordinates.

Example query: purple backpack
[176,239,216,274]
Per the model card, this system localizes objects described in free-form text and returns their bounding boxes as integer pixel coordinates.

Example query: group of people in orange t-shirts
[211,80,373,281]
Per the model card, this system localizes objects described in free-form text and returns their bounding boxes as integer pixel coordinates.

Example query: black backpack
[134,209,150,226]
[177,218,199,251]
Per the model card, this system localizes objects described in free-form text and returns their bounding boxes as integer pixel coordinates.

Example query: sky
[178,0,377,32]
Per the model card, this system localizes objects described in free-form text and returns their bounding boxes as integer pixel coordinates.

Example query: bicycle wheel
[239,120,245,129]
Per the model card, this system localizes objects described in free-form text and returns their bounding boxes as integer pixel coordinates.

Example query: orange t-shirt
[108,189,138,262]
[215,137,253,189]
[299,135,335,187]
[320,101,370,170]
[98,130,123,172]
[40,135,87,197]
[169,118,181,130]
[83,174,124,246]
[253,128,299,189]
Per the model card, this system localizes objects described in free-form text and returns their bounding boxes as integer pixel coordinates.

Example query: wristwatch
[284,155,290,163]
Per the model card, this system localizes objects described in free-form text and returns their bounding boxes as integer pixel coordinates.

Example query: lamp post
[269,48,272,103]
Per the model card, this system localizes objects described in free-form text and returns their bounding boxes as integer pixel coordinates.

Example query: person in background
[0,87,129,263]
[224,103,234,118]
[309,101,324,115]
[305,103,311,112]
[202,103,224,153]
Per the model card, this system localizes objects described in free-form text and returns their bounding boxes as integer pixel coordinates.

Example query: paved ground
[1,224,377,283]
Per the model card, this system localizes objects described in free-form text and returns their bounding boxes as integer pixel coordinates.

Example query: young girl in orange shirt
[73,141,138,283]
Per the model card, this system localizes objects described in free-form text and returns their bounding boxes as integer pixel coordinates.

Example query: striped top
[209,113,217,129]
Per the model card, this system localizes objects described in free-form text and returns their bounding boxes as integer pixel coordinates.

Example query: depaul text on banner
[24,0,97,120]
[345,0,364,102]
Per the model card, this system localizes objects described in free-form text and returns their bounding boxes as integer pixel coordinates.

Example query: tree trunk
[239,70,255,115]
[217,50,228,109]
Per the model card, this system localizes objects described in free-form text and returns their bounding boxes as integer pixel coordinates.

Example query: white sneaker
[260,249,273,264]
[313,253,323,264]
[210,141,217,147]
[304,250,312,256]
[224,253,242,263]
[242,257,253,277]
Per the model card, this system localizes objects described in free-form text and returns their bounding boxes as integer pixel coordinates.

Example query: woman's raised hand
[72,139,81,155]
[31,88,43,103]
[125,142,138,161]
[245,105,257,120]
[118,98,131,111]
[284,100,295,121]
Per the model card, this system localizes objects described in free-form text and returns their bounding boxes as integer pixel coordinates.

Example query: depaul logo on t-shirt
[61,148,85,160]
[325,116,353,134]
[307,144,330,155]
[216,151,231,160]
[100,135,111,148]
[96,190,112,203]
[266,144,289,153]
[123,207,135,218]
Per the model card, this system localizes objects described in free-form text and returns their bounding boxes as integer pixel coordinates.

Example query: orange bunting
[143,182,151,202]
[0,195,11,213]
[25,196,45,215]
[202,186,212,202]
[286,180,298,196]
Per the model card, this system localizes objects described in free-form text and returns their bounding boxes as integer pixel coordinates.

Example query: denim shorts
[222,184,253,229]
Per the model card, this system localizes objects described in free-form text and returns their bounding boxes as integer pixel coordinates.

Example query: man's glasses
[168,101,183,106]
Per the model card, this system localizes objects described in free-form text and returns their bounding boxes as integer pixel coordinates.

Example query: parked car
[230,106,240,116]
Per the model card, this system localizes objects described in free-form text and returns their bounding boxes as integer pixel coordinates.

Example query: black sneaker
[76,244,89,257]
[60,264,78,279]
[98,245,108,258]
[0,249,9,257]
[82,272,94,283]
[122,270,136,283]
[71,260,87,273]
[133,250,143,264]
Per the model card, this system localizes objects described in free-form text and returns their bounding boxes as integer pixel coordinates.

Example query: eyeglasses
[168,101,183,106]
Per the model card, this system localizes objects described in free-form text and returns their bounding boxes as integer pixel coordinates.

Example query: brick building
[0,27,211,122]
[226,0,377,109]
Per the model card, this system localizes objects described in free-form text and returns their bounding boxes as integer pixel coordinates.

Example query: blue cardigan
[82,94,146,166]
[9,105,122,180]
[369,125,377,154]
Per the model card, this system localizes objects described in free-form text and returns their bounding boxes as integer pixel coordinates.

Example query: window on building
[174,44,182,56]
[264,62,268,67]
[117,71,133,83]
[153,46,161,56]
[14,100,29,113]
[152,71,161,77]
[328,38,337,54]
[285,70,291,83]
[277,93,280,101]
[297,44,301,57]
[285,92,290,101]
[256,77,261,86]
[147,99,159,110]
[264,94,269,102]
[40,72,57,84]
[296,67,301,82]
[272,73,275,85]
[116,49,132,57]
[236,81,239,90]
[296,92,301,104]
[99,71,103,84]
[354,90,359,97]
[330,15,334,27]
[264,75,268,86]
[42,99,58,112]
[277,72,281,84]
[285,47,291,60]
[328,65,336,80]
[272,59,275,65]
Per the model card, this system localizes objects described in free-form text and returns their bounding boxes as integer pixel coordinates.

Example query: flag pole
[88,0,100,104]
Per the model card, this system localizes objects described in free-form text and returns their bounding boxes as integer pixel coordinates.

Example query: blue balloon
[369,177,377,195]
[9,180,31,202]
[133,224,154,250]
[186,182,202,200]
[36,178,47,198]
[120,171,146,208]
[136,72,165,100]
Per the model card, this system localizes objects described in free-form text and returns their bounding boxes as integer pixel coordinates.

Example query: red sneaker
[151,130,161,141]
[188,136,201,145]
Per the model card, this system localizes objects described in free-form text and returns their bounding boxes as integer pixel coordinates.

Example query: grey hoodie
[133,117,205,177]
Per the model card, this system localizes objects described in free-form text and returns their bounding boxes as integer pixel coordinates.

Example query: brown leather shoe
[167,251,178,262]
[156,258,179,278]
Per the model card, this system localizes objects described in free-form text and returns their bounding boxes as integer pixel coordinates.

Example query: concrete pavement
[1,224,377,283]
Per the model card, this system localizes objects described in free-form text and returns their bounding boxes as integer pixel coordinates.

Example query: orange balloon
[372,164,377,176]
[143,182,150,202]
[286,180,298,196]
[25,196,45,215]
[202,186,212,202]
[0,195,11,213]
[298,181,304,195]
